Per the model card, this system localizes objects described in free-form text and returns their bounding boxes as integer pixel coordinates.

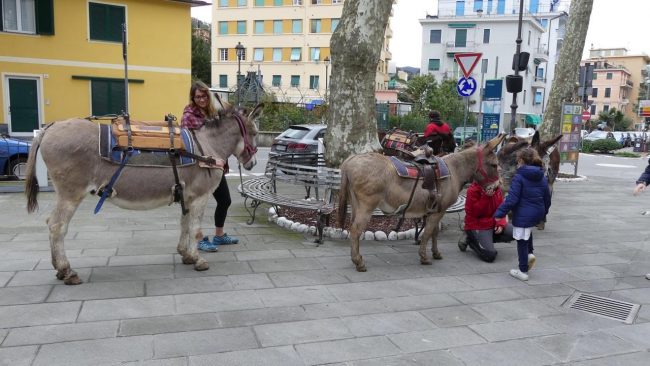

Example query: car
[0,134,31,180]
[583,130,611,142]
[270,124,326,162]
[453,127,478,145]
[513,127,536,139]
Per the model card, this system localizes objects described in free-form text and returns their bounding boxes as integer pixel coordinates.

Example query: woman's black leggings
[213,177,232,228]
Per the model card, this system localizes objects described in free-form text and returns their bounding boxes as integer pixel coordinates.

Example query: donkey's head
[214,103,263,171]
[470,133,506,190]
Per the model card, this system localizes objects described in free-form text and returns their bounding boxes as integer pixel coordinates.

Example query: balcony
[533,47,549,63]
[532,77,546,89]
[623,80,633,88]
[445,41,476,53]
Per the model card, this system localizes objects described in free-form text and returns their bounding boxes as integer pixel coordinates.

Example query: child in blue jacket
[495,148,551,281]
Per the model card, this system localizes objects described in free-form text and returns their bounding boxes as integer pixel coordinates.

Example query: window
[527,30,531,45]
[291,75,300,87]
[529,0,539,13]
[254,0,263,5]
[236,20,246,34]
[292,19,302,33]
[219,48,228,61]
[293,0,302,4]
[481,58,488,73]
[253,48,264,61]
[455,29,467,47]
[2,0,40,34]
[455,1,465,16]
[496,0,505,14]
[272,48,282,61]
[310,19,321,33]
[603,105,609,112]
[590,104,596,115]
[429,29,441,43]
[606,72,613,80]
[331,18,339,32]
[428,59,440,71]
[91,79,126,116]
[290,47,301,61]
[536,67,544,80]
[592,73,597,80]
[274,0,282,5]
[523,90,526,105]
[220,0,228,7]
[237,48,246,61]
[592,88,598,97]
[309,75,319,89]
[219,75,228,88]
[534,90,543,105]
[237,0,246,6]
[89,2,125,42]
[483,29,490,43]
[333,0,342,3]
[605,88,611,98]
[311,0,322,4]
[474,0,483,12]
[254,20,264,34]
[218,21,228,35]
[272,75,281,87]
[273,19,282,34]
[540,18,548,29]
[310,47,320,61]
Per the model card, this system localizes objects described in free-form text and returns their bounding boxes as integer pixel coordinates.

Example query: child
[494,148,551,281]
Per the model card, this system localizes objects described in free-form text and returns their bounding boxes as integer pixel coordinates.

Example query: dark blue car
[0,135,30,180]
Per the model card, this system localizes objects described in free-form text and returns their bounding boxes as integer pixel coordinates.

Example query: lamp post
[509,0,525,130]
[324,56,331,101]
[235,41,244,105]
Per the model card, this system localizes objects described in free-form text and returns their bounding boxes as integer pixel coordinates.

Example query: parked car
[269,124,326,167]
[453,127,478,145]
[0,135,31,180]
[583,130,612,142]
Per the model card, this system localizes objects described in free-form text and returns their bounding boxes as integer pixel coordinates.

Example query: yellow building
[211,0,393,104]
[0,0,207,137]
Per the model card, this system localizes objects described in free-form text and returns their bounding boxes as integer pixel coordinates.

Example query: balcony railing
[445,41,476,52]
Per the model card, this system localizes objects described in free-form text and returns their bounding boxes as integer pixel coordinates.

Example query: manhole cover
[563,292,640,324]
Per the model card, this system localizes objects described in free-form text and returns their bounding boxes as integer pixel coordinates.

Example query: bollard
[33,129,48,188]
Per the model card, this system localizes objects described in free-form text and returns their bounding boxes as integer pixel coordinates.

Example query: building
[585,48,650,130]
[0,0,206,137]
[580,59,632,123]
[420,0,569,131]
[211,0,393,105]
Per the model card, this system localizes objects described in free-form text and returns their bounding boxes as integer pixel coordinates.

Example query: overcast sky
[192,0,649,68]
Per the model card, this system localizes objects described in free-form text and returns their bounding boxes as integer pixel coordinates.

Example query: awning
[525,114,542,126]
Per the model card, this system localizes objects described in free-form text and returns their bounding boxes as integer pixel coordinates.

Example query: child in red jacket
[459,181,513,262]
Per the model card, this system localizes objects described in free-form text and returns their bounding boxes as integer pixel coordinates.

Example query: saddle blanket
[98,124,195,167]
[389,155,450,180]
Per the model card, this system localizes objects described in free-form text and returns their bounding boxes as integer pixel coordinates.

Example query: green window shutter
[0,3,3,31]
[91,80,126,116]
[89,2,125,42]
[35,0,55,35]
[219,75,228,88]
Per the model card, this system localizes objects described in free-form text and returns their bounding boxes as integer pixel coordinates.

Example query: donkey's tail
[25,130,44,213]
[337,166,349,228]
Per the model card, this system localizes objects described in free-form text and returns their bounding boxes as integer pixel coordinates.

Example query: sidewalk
[0,176,649,365]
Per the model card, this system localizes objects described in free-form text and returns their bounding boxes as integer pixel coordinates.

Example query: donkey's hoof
[356,265,367,272]
[56,271,66,280]
[433,252,443,260]
[194,258,209,271]
[421,259,432,265]
[182,256,197,265]
[63,273,83,285]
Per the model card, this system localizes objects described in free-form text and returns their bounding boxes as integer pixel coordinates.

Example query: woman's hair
[189,80,218,119]
[517,147,543,167]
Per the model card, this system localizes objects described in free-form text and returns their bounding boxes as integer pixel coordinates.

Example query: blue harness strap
[94,149,132,214]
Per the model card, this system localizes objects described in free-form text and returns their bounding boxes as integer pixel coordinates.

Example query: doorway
[4,76,42,136]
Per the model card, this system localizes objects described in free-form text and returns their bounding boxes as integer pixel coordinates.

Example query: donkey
[337,134,506,271]
[24,104,263,285]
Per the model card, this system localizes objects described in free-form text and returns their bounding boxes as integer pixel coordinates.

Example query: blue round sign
[457,76,477,97]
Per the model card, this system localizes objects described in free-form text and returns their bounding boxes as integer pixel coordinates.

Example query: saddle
[389,151,450,214]
[112,117,186,151]
[381,128,418,157]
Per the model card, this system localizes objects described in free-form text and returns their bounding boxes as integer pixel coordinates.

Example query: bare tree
[538,0,594,139]
[324,0,393,167]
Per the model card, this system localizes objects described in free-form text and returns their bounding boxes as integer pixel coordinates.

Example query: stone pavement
[0,175,649,366]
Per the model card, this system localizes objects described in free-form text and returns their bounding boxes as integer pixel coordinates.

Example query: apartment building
[211,0,393,104]
[581,60,632,122]
[585,48,650,130]
[420,0,568,131]
[0,0,205,136]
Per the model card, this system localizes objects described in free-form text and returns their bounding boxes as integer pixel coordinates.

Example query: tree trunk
[325,0,393,167]
[539,0,593,140]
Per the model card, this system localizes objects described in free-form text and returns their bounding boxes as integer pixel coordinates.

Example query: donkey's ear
[541,134,564,150]
[485,133,507,151]
[247,103,264,121]
[531,131,540,147]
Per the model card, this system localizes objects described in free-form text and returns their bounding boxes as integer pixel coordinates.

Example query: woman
[181,81,239,252]
[632,158,650,280]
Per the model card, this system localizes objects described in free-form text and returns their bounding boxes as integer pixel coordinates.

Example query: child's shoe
[527,254,536,270]
[510,269,529,281]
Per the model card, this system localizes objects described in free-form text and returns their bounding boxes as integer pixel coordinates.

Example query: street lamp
[235,41,244,105]
[324,56,331,100]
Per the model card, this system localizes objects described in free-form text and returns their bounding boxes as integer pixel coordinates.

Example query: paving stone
[146,276,233,296]
[317,254,387,270]
[295,336,401,365]
[0,259,37,271]
[533,331,641,363]
[569,351,650,366]
[326,349,466,366]
[381,293,462,312]
[81,248,117,257]
[33,335,153,366]
[610,287,650,304]
[228,273,274,290]
[78,295,175,321]
[75,230,133,240]
[0,345,38,366]
[36,256,108,270]
[470,298,565,321]
[420,305,489,328]
[0,328,7,344]
[153,327,258,358]
[268,269,349,287]
[526,268,584,285]
[255,318,353,347]
[109,254,175,266]
[468,318,560,341]
[559,265,619,280]
[3,320,118,346]
[234,249,295,261]
[541,312,624,333]
[566,278,636,293]
[174,290,263,314]
[119,313,219,336]
[602,322,650,349]
[455,272,526,289]
[174,261,252,277]
[248,257,324,272]
[121,357,188,366]
[7,268,91,286]
[90,264,174,282]
[216,306,309,328]
[343,311,436,337]
[48,281,144,301]
[257,285,336,307]
[450,288,525,304]
[512,283,576,298]
[189,346,303,366]
[387,327,485,353]
[450,339,558,366]
[0,285,51,305]
[0,301,80,328]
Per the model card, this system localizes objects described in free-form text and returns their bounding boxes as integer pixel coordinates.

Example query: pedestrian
[494,148,551,281]
[181,80,239,252]
[459,179,514,262]
[423,110,452,137]
[632,157,650,280]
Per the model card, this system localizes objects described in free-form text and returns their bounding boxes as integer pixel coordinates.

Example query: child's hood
[516,165,544,182]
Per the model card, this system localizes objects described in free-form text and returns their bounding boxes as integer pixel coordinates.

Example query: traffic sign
[640,100,650,117]
[454,52,482,79]
[581,110,591,121]
[457,77,477,97]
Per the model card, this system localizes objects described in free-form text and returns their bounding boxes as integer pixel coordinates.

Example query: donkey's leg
[349,205,374,272]
[178,195,210,270]
[47,195,84,285]
[418,214,444,265]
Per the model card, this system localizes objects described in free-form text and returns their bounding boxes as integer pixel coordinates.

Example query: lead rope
[166,114,188,215]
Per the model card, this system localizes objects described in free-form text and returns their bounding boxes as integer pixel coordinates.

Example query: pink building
[582,59,632,123]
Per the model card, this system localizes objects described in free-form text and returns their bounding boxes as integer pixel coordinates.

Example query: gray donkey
[24,104,263,285]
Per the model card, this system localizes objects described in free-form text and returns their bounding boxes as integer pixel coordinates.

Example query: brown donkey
[337,134,506,271]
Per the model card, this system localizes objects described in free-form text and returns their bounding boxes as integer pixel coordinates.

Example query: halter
[233,112,257,165]
[475,146,499,187]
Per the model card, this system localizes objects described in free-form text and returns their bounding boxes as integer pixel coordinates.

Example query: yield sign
[454,52,482,79]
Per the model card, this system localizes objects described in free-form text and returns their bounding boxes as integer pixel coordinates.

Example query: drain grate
[563,292,640,324]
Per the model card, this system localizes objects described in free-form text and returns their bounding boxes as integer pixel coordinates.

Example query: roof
[168,0,211,6]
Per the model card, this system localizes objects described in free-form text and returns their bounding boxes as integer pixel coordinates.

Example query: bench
[237,153,466,244]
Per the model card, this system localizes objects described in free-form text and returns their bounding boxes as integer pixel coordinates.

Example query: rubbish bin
[634,136,643,152]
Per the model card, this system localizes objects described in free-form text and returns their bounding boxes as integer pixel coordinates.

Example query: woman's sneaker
[198,236,218,252]
[528,254,536,270]
[510,269,529,281]
[213,233,239,246]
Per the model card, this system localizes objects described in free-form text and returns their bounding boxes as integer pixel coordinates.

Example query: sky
[191,0,649,68]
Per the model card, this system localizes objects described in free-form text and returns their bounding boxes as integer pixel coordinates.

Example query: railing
[445,41,476,49]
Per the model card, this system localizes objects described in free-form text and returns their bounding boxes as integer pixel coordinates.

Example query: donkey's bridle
[233,113,257,165]
[475,146,499,187]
